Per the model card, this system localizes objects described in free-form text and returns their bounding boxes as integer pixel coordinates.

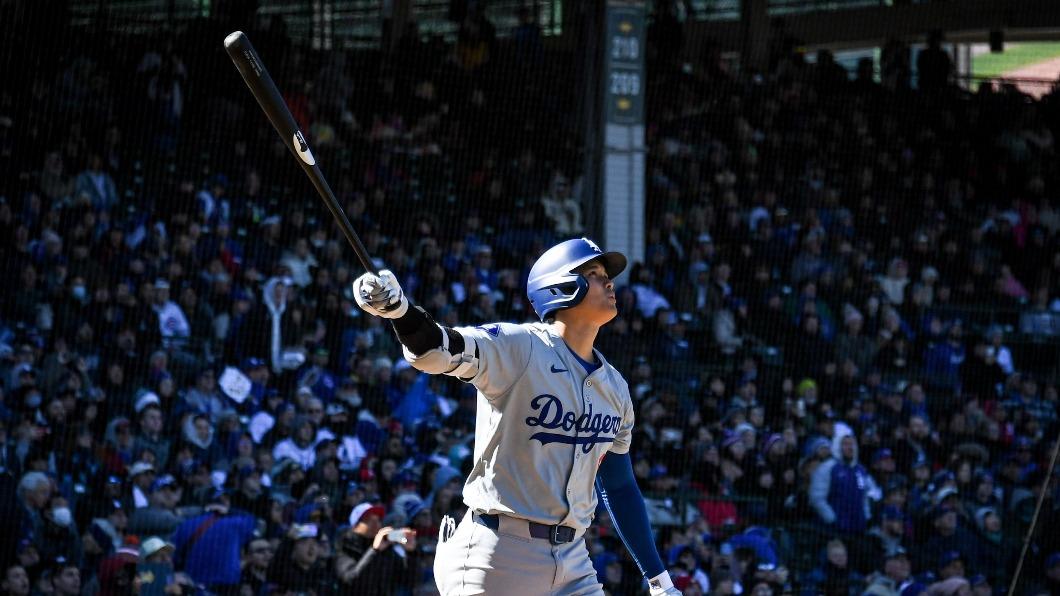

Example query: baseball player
[353,238,680,595]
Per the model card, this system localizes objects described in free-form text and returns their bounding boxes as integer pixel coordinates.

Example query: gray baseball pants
[434,511,604,595]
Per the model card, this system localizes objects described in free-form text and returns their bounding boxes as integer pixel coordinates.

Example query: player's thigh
[435,518,554,596]
[554,540,605,596]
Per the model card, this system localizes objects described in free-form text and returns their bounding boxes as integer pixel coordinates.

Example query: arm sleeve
[595,452,665,579]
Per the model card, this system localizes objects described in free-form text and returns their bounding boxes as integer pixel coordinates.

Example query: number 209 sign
[606,7,645,125]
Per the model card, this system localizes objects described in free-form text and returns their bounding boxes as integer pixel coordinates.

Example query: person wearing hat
[808,433,877,544]
[136,537,176,596]
[82,499,127,570]
[49,557,81,596]
[127,475,182,537]
[971,506,1007,589]
[863,548,912,596]
[149,278,192,347]
[913,507,977,581]
[867,506,910,565]
[127,461,157,509]
[335,502,415,594]
[267,523,332,595]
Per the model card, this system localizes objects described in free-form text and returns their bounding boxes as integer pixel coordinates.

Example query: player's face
[566,261,617,326]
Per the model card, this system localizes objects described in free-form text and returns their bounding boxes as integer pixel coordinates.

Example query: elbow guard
[402,326,480,380]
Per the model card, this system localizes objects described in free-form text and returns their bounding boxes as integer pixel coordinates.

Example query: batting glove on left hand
[353,269,409,319]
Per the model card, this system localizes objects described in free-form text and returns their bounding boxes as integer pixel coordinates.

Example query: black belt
[473,513,577,545]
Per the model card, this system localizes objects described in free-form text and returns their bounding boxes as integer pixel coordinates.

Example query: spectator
[863,549,911,596]
[805,538,862,596]
[133,400,170,470]
[334,502,415,594]
[916,30,953,92]
[809,433,877,543]
[82,499,126,569]
[137,536,176,595]
[48,558,81,596]
[73,153,117,213]
[913,506,978,579]
[171,491,255,594]
[127,474,182,537]
[0,565,29,596]
[267,523,333,595]
[238,537,273,595]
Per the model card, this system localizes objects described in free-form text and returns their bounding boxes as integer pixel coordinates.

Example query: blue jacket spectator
[171,497,255,590]
[809,433,877,533]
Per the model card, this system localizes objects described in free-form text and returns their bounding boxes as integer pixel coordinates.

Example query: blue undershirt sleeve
[595,451,665,579]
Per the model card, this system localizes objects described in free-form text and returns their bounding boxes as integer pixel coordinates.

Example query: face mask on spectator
[51,507,73,527]
[71,285,87,302]
[25,392,41,409]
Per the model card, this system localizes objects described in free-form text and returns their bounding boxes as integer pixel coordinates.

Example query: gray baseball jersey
[454,321,634,531]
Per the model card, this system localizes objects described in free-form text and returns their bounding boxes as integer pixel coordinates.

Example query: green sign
[605,6,645,125]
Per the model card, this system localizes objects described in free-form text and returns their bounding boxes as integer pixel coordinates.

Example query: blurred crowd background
[2,0,1060,595]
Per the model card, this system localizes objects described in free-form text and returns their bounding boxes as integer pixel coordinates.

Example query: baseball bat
[223,31,378,275]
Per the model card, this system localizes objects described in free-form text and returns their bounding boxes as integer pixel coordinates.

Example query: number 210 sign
[606,6,645,125]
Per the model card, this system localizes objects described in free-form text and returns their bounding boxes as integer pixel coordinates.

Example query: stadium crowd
[2,2,1060,595]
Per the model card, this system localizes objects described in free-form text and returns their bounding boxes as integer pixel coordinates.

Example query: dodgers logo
[477,324,500,337]
[525,394,622,453]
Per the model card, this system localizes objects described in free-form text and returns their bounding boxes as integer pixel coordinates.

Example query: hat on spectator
[804,437,831,458]
[938,550,963,569]
[140,536,174,559]
[134,391,161,414]
[796,378,817,396]
[294,502,324,523]
[872,448,894,465]
[974,507,998,530]
[886,547,909,560]
[242,357,266,371]
[129,462,155,477]
[762,433,784,454]
[934,486,959,505]
[292,523,319,540]
[932,505,957,522]
[325,402,347,416]
[881,505,906,521]
[349,502,386,527]
[150,474,177,493]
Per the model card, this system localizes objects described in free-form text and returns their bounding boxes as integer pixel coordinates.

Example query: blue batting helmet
[526,238,627,321]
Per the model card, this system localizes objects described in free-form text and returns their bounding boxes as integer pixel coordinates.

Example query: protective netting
[2,2,1060,596]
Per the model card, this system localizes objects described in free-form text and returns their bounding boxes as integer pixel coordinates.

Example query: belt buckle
[549,525,574,545]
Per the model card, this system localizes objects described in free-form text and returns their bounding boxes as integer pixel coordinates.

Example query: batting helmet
[527,238,627,321]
